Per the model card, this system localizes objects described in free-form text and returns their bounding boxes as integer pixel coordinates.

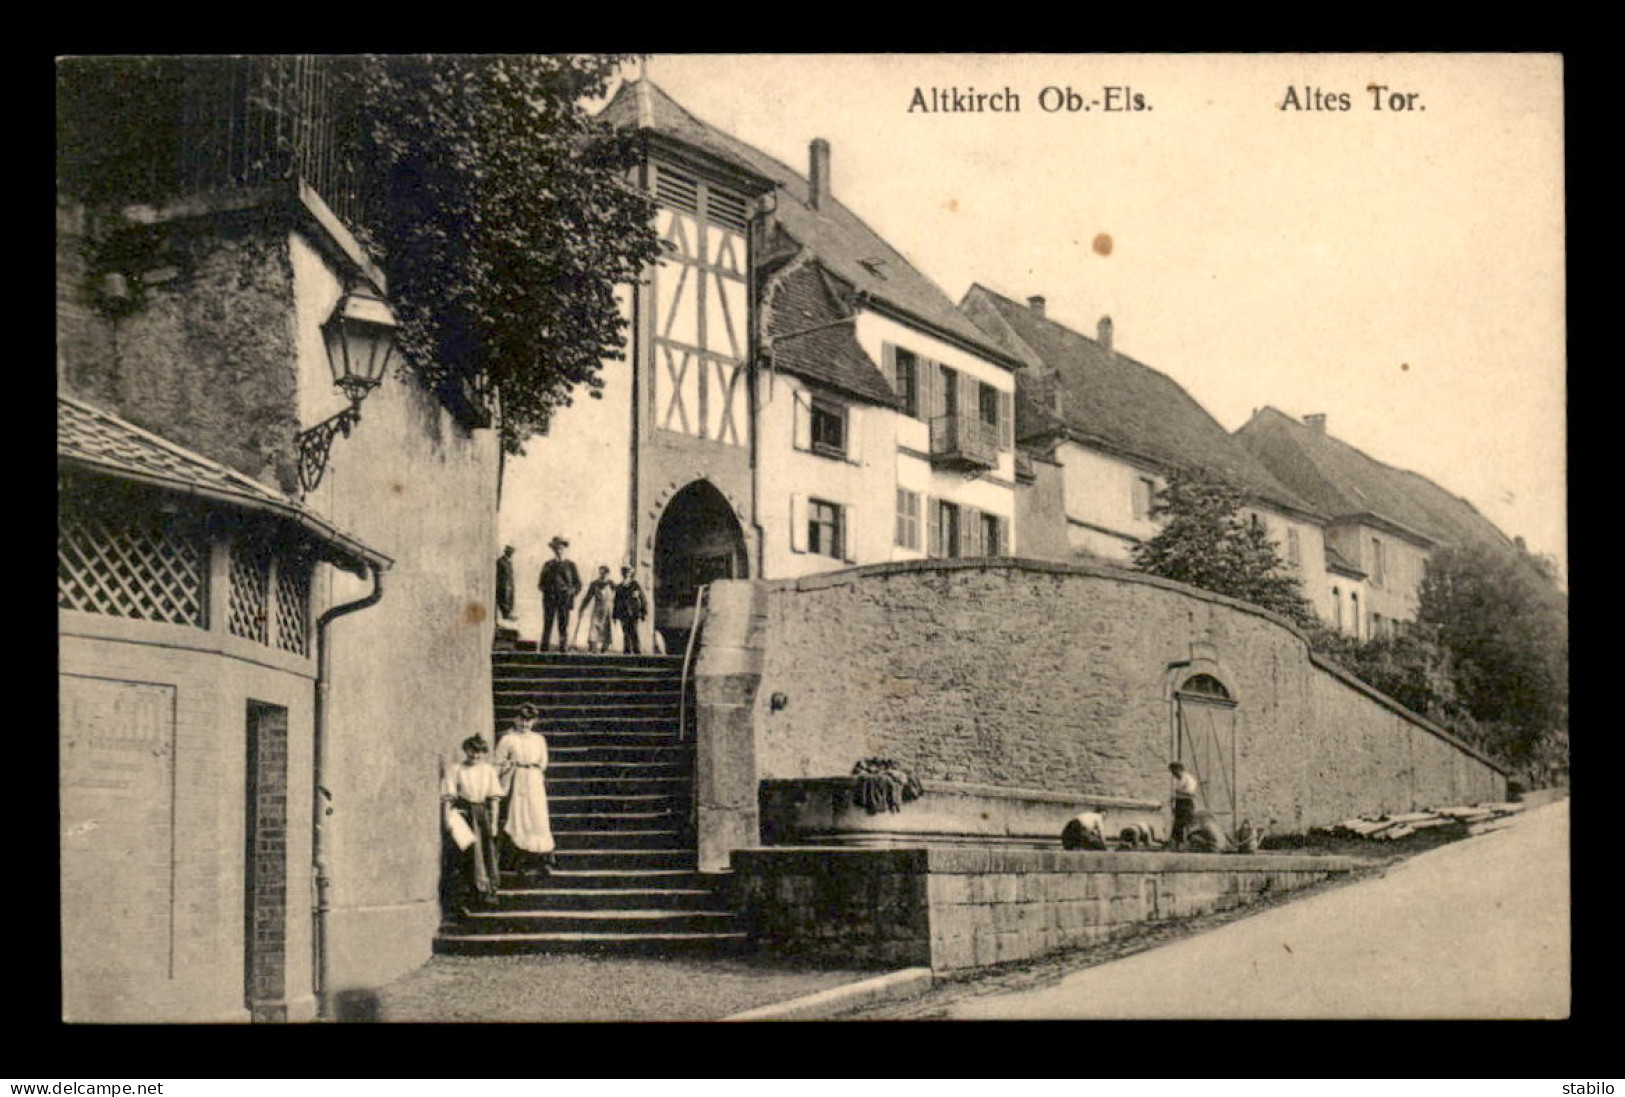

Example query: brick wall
[732,558,1503,835]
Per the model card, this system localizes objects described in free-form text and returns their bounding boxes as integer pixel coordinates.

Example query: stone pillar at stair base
[694,580,767,872]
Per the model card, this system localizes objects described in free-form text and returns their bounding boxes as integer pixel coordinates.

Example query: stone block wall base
[730,846,1358,972]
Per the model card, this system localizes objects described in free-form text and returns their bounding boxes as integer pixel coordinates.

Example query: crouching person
[1061,811,1108,850]
[1118,821,1162,849]
[1185,812,1228,853]
[1232,819,1265,854]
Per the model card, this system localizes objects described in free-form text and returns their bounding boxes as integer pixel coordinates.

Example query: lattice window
[273,556,312,656]
[228,541,272,644]
[58,505,207,626]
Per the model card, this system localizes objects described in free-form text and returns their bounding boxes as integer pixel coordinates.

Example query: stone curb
[720,966,934,1021]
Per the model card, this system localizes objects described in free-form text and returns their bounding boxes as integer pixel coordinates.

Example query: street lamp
[297,288,399,493]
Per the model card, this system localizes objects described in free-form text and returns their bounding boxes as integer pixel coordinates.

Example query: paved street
[950,799,1570,1019]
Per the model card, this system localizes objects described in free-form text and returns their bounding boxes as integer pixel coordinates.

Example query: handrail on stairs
[677,583,711,744]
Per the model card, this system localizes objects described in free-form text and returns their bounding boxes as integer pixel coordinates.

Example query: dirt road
[947,799,1569,1019]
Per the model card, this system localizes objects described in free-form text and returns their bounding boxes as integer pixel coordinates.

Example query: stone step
[452,908,738,936]
[492,654,682,672]
[547,761,691,780]
[494,698,684,716]
[499,716,686,734]
[548,848,699,871]
[492,887,717,911]
[548,744,690,762]
[500,731,686,750]
[546,776,692,797]
[494,678,683,693]
[548,794,687,814]
[433,930,750,957]
[547,810,683,831]
[504,867,716,890]
[552,828,687,851]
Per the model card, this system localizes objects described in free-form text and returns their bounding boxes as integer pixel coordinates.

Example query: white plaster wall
[757,371,897,578]
[288,227,500,996]
[1251,506,1332,624]
[852,310,1017,552]
[895,451,1018,552]
[497,289,636,643]
[1328,520,1427,631]
[853,310,1018,486]
[1057,442,1160,555]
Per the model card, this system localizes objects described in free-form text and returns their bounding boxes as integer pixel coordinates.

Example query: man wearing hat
[538,536,582,653]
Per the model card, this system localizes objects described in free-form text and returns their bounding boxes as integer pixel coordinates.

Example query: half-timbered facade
[499,80,1023,646]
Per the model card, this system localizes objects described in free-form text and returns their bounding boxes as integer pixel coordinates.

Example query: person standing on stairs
[538,535,581,653]
[581,565,616,653]
[613,565,647,654]
[441,734,504,914]
[494,702,557,877]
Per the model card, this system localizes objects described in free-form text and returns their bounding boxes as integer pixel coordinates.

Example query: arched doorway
[1172,672,1239,838]
[653,480,748,653]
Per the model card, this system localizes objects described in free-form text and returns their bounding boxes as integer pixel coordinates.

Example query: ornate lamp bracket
[296,401,364,494]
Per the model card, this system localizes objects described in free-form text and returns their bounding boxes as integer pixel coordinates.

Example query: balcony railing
[929,413,1000,470]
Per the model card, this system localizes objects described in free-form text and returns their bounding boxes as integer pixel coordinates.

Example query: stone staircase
[434,651,747,956]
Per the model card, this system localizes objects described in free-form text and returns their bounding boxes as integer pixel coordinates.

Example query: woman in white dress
[494,703,556,876]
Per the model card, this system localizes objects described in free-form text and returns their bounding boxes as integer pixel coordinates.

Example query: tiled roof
[961,286,1320,519]
[763,260,897,408]
[601,80,1021,370]
[58,394,388,569]
[1235,408,1518,554]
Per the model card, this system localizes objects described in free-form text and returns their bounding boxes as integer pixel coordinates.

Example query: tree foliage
[346,55,661,453]
[1416,543,1568,770]
[1131,469,1317,626]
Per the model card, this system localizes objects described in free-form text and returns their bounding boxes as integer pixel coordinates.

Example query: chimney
[809,138,831,212]
[1027,295,1046,317]
[1304,413,1327,434]
[1097,315,1113,351]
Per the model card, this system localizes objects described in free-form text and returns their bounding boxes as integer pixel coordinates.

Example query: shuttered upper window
[896,488,921,550]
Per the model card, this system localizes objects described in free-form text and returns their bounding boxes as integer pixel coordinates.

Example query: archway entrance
[1173,673,1239,838]
[652,480,748,653]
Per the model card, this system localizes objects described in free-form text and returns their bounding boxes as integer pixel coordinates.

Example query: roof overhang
[1333,511,1437,549]
[59,455,391,577]
[642,132,778,198]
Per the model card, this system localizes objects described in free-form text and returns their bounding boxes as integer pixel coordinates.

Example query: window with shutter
[937,500,962,558]
[894,347,920,418]
[810,397,847,459]
[896,488,920,549]
[790,493,809,553]
[978,382,999,427]
[792,392,812,451]
[962,506,983,558]
[981,512,1004,557]
[808,498,843,559]
[926,497,942,558]
[999,390,1013,450]
[920,356,938,422]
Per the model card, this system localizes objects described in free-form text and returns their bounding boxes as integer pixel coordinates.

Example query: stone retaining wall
[729,847,1360,971]
[699,559,1503,852]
